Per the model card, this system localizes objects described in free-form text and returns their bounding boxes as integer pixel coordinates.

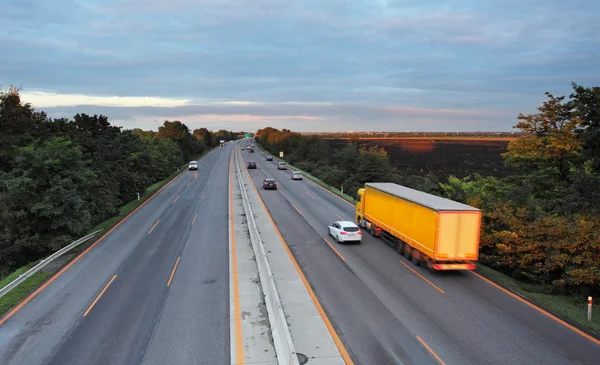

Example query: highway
[241,146,600,365]
[0,146,232,365]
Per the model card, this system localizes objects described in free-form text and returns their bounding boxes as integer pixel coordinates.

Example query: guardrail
[0,230,101,299]
[234,149,300,365]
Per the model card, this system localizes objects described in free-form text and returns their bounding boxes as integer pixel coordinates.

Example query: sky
[1,0,599,133]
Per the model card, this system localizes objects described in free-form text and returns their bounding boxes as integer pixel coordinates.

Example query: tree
[193,128,214,147]
[0,138,95,274]
[503,92,584,180]
[569,83,600,168]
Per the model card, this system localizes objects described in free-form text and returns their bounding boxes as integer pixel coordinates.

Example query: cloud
[2,0,599,132]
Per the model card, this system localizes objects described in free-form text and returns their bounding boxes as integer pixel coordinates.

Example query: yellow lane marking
[399,261,445,294]
[324,238,346,261]
[292,204,303,215]
[306,192,316,200]
[167,256,181,287]
[230,152,244,363]
[335,214,344,221]
[172,195,179,204]
[83,275,117,317]
[417,336,447,365]
[192,213,197,226]
[148,220,160,235]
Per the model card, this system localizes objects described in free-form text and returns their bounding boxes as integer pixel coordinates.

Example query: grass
[0,150,212,317]
[256,143,600,338]
[476,265,600,336]
[0,262,53,315]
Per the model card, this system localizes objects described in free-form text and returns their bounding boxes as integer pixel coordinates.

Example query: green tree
[569,83,600,168]
[0,138,95,274]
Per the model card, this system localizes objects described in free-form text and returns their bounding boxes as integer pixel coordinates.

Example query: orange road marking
[172,195,179,203]
[417,336,447,365]
[335,214,344,221]
[242,164,354,365]
[324,238,346,261]
[230,152,244,363]
[472,271,600,345]
[292,204,303,216]
[399,261,445,294]
[186,181,191,187]
[167,256,181,287]
[148,220,160,234]
[306,192,316,200]
[192,213,197,226]
[202,193,205,200]
[83,275,117,317]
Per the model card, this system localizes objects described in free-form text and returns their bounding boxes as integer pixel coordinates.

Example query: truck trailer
[355,183,481,270]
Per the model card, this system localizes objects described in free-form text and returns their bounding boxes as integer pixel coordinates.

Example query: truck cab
[355,188,365,222]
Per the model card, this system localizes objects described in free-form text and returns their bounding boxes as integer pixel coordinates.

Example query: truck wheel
[403,245,412,260]
[369,226,375,236]
[411,250,421,266]
[395,241,404,255]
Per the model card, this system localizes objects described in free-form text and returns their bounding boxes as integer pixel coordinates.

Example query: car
[247,161,257,169]
[188,161,198,170]
[291,171,303,180]
[263,178,277,190]
[277,161,288,170]
[329,221,362,243]
[266,156,273,161]
[241,146,245,150]
[249,148,255,153]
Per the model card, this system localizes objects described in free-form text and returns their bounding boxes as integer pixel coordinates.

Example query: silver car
[291,171,303,180]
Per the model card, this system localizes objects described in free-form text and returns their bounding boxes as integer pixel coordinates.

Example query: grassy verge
[0,150,212,317]
[256,144,356,204]
[0,262,53,315]
[476,265,600,336]
[256,143,600,338]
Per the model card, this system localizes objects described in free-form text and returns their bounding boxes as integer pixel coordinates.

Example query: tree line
[0,90,238,275]
[256,83,600,296]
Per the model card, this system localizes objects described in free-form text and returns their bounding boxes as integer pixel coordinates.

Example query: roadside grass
[256,143,600,338]
[476,265,600,336]
[0,262,52,315]
[0,150,211,318]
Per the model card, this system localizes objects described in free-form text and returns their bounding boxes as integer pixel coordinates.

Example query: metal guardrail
[234,149,300,365]
[0,230,101,299]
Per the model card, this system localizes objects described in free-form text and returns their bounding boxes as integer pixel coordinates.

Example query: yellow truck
[355,183,481,270]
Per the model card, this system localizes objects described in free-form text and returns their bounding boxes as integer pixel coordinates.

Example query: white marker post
[341,185,344,195]
[137,192,140,201]
[588,297,593,323]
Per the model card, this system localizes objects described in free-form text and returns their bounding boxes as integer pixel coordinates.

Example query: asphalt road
[0,145,233,365]
[241,146,600,365]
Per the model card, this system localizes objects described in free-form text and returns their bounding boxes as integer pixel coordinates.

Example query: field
[325,138,515,179]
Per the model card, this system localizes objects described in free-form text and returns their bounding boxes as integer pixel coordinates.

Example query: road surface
[241,146,600,365]
[0,146,232,365]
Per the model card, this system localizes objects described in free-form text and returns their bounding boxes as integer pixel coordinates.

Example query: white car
[241,146,245,150]
[188,161,198,170]
[291,171,303,180]
[329,221,362,243]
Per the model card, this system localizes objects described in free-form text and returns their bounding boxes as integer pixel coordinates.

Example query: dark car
[247,161,257,169]
[266,156,273,161]
[263,178,277,190]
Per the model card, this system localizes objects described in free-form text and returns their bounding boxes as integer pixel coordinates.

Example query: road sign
[279,152,284,158]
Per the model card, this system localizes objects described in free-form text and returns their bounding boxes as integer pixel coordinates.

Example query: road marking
[335,213,344,221]
[416,336,446,365]
[229,151,244,363]
[324,238,346,261]
[208,180,211,184]
[172,195,179,204]
[306,192,316,200]
[186,181,191,187]
[148,219,160,235]
[292,204,303,216]
[304,175,355,207]
[472,271,600,345]
[202,193,205,200]
[0,156,199,325]
[242,164,354,365]
[83,275,117,317]
[192,213,197,226]
[399,261,445,294]
[167,256,181,287]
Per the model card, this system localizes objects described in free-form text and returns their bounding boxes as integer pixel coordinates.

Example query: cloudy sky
[2,0,599,132]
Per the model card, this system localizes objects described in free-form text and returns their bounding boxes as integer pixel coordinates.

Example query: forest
[0,90,237,275]
[256,83,600,296]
